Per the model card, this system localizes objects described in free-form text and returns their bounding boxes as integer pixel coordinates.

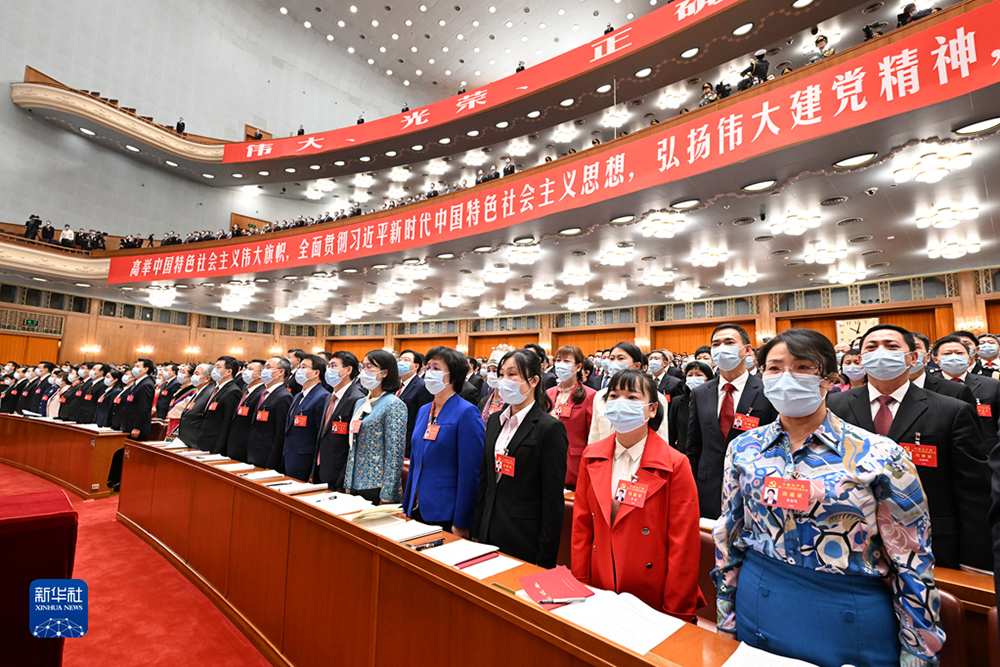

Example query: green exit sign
[23,319,39,327]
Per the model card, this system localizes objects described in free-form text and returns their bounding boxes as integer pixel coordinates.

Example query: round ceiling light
[733,22,753,35]
[742,179,777,192]
[833,152,878,168]
[165,160,178,167]
[670,198,700,210]
[611,214,635,224]
[79,128,96,136]
[559,227,582,236]
[954,117,1000,136]
[681,47,699,58]
[635,67,652,78]
[596,84,612,94]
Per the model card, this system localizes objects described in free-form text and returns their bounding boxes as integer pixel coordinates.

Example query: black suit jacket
[399,375,433,457]
[656,372,685,401]
[27,375,55,414]
[77,378,107,424]
[961,373,1000,450]
[468,373,484,393]
[585,372,602,391]
[226,384,265,463]
[110,383,134,431]
[1,378,29,413]
[827,384,992,569]
[197,380,242,454]
[177,382,216,447]
[17,377,41,413]
[315,382,367,488]
[119,376,156,441]
[246,385,294,471]
[971,360,1000,380]
[95,384,123,427]
[666,365,685,380]
[541,372,558,390]
[58,381,86,422]
[155,377,180,419]
[459,380,480,406]
[922,371,977,405]
[686,373,778,518]
[472,403,568,567]
[667,391,692,454]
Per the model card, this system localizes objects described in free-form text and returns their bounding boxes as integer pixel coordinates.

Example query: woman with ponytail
[546,345,595,490]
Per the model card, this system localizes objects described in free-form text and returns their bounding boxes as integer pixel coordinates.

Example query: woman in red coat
[546,345,595,490]
[571,369,704,621]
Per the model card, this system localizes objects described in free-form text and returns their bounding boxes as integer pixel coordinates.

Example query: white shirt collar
[719,369,750,392]
[868,379,911,404]
[614,434,647,463]
[501,401,534,426]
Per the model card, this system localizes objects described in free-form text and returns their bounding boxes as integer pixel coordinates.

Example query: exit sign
[23,319,39,327]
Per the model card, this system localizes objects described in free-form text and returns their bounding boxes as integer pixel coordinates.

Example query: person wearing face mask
[477,346,513,423]
[714,328,943,667]
[403,346,486,535]
[974,333,1000,379]
[472,349,567,567]
[667,361,714,454]
[164,364,197,435]
[57,365,85,422]
[95,370,125,427]
[26,361,56,414]
[195,356,242,454]
[37,368,62,415]
[907,332,974,404]
[546,345,596,490]
[525,343,558,391]
[573,369,703,620]
[283,354,331,482]
[223,360,267,463]
[284,348,307,395]
[118,358,156,441]
[45,371,71,419]
[246,357,294,471]
[313,351,365,488]
[686,324,778,519]
[466,356,484,393]
[155,363,181,419]
[647,350,684,401]
[931,334,1000,450]
[17,362,47,414]
[589,342,671,445]
[77,363,108,424]
[827,324,992,570]
[836,348,867,392]
[177,363,217,445]
[1,367,30,414]
[109,369,136,433]
[395,349,433,457]
[343,350,405,502]
[72,362,95,413]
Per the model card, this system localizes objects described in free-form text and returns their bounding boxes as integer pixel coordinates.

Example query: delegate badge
[495,453,516,477]
[614,479,649,508]
[732,413,759,430]
[761,476,811,511]
[424,424,440,440]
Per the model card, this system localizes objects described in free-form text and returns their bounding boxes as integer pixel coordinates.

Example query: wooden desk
[118,443,738,667]
[0,414,125,499]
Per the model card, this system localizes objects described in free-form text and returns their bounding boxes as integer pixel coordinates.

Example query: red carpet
[0,463,271,667]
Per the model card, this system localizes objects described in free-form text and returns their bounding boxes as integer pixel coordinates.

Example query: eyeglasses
[762,364,820,376]
[360,363,382,372]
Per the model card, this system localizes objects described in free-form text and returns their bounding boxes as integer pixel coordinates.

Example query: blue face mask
[325,367,343,388]
[294,367,311,386]
[647,359,663,374]
[554,362,575,383]
[241,369,255,384]
[763,372,825,418]
[259,368,273,384]
[711,345,743,372]
[605,399,650,434]
[909,355,925,375]
[861,349,909,381]
[210,368,223,383]
[397,361,413,377]
[191,374,203,387]
[607,360,629,374]
[686,376,706,389]
[745,356,755,370]
[486,372,499,388]
[938,354,971,376]
[424,369,449,395]
[498,378,528,405]
[842,365,867,381]
[359,369,382,391]
[979,342,999,358]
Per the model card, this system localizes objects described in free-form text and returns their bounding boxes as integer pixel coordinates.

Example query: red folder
[518,565,594,609]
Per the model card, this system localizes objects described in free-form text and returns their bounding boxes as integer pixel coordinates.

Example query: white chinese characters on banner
[590,28,633,63]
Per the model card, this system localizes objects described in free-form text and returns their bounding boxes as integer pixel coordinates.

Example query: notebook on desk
[368,519,442,542]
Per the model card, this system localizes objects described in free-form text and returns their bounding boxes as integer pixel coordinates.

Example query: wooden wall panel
[395,337,458,354]
[551,329,636,356]
[325,338,383,359]
[652,322,757,355]
[778,308,946,345]
[193,329,275,361]
[880,310,939,339]
[470,333,538,358]
[988,301,1000,334]
[776,317,838,341]
[0,333,60,365]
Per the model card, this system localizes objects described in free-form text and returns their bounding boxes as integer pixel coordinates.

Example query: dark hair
[331,351,360,379]
[610,341,643,365]
[108,369,124,382]
[910,331,931,353]
[840,348,862,372]
[931,334,972,357]
[606,369,663,432]
[684,361,714,379]
[523,343,547,365]
[179,363,196,377]
[426,346,467,393]
[365,349,400,393]
[467,356,480,371]
[216,355,239,376]
[499,349,551,411]
[137,358,155,375]
[317,351,333,362]
[711,323,752,345]
[269,356,292,381]
[859,324,916,352]
[555,344,587,404]
[288,348,306,363]
[582,357,594,380]
[400,349,425,368]
[302,354,327,382]
[951,330,978,345]
[978,333,1000,345]
[756,328,837,378]
[694,345,712,358]
[165,363,179,374]
[38,361,56,373]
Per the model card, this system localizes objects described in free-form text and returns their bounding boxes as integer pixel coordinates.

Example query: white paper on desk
[177,450,209,457]
[699,516,719,532]
[301,492,374,515]
[242,469,283,481]
[551,590,684,656]
[75,423,100,430]
[353,514,403,530]
[274,481,328,495]
[216,462,254,473]
[722,642,820,667]
[461,555,521,580]
[369,520,442,542]
[421,540,499,567]
[158,443,189,450]
[194,454,230,462]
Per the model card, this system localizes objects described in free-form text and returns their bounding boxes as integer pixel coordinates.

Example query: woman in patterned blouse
[712,328,944,667]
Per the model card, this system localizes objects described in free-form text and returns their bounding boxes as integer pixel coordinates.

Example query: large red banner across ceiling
[111,2,998,284]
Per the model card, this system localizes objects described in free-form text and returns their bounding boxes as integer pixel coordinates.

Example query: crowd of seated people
[19,215,107,251]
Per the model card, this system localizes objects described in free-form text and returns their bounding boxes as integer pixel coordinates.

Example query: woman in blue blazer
[344,350,407,504]
[403,346,486,536]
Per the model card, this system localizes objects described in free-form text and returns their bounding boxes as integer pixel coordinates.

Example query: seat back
[697,529,716,623]
[149,420,167,442]
[988,607,999,667]
[938,589,967,667]
[556,500,573,567]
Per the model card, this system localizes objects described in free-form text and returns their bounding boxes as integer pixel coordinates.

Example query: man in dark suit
[458,356,481,406]
[648,350,684,402]
[973,333,1000,379]
[502,157,515,176]
[247,357,294,471]
[155,363,181,419]
[283,355,330,481]
[314,351,365,487]
[931,334,1000,451]
[397,350,433,456]
[1,368,30,413]
[909,332,976,404]
[119,359,156,441]
[17,365,44,414]
[686,323,778,518]
[226,360,267,463]
[95,371,123,428]
[77,363,109,423]
[25,362,56,414]
[177,364,216,447]
[197,356,243,454]
[285,348,306,395]
[466,356,484,394]
[65,363,96,420]
[524,344,557,390]
[827,324,992,570]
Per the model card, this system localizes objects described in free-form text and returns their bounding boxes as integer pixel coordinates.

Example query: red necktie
[950,378,963,383]
[719,383,735,437]
[874,395,895,436]
[323,394,339,431]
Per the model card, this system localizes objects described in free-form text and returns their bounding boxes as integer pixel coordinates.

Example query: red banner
[111,2,999,284]
[221,0,743,163]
